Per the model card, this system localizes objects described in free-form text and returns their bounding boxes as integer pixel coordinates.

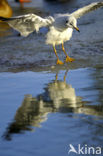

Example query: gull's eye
[70,23,72,26]
[66,20,68,23]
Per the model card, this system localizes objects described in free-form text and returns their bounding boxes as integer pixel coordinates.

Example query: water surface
[0,67,103,156]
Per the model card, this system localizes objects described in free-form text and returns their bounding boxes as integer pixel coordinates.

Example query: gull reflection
[48,70,81,109]
[3,70,81,140]
[3,70,103,140]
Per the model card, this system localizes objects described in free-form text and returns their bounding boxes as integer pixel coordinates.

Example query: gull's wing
[0,14,54,37]
[71,2,103,19]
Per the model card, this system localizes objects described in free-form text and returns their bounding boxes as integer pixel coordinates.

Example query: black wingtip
[0,17,10,21]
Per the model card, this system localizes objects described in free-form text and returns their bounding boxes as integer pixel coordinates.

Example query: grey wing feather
[0,14,54,37]
[71,2,103,19]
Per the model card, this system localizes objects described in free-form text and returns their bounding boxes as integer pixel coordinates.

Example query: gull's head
[66,16,80,32]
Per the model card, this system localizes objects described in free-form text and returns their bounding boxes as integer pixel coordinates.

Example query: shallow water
[0,67,103,156]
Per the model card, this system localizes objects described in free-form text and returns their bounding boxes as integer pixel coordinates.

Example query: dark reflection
[3,70,103,141]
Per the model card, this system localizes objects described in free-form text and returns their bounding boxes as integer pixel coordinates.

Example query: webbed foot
[57,59,64,65]
[65,56,75,62]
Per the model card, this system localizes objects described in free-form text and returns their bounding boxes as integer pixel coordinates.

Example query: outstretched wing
[0,14,54,37]
[71,2,103,19]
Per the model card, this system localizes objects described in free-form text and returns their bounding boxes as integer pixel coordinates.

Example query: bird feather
[0,14,54,37]
[71,2,103,19]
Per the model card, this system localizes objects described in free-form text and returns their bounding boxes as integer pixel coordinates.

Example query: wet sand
[0,0,103,72]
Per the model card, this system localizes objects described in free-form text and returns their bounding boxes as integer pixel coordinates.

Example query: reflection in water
[47,70,82,109]
[3,70,103,140]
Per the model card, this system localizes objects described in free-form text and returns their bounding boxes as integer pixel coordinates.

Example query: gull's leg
[55,73,58,81]
[62,42,75,62]
[19,0,31,8]
[53,45,64,65]
[64,69,69,82]
[19,0,31,3]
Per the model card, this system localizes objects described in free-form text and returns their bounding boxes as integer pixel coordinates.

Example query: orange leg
[53,45,64,65]
[63,70,69,81]
[62,42,75,62]
[19,0,31,8]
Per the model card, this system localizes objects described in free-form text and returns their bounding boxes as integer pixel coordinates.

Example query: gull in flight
[0,2,103,65]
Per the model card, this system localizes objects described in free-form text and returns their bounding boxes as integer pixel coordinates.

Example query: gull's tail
[0,16,18,22]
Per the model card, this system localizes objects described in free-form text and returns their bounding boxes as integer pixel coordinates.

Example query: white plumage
[46,26,73,45]
[0,2,103,64]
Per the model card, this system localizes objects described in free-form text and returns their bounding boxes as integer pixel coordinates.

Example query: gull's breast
[46,26,73,45]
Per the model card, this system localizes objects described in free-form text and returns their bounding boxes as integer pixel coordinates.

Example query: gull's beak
[74,26,80,32]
